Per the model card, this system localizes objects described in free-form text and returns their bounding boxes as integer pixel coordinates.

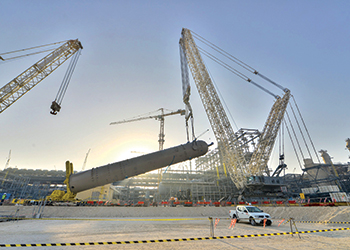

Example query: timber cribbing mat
[1,227,349,247]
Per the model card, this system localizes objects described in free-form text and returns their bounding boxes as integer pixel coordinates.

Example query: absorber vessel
[69,140,209,194]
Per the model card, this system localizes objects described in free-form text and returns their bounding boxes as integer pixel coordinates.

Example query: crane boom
[0,39,82,114]
[180,28,248,190]
[110,109,185,125]
[248,90,290,175]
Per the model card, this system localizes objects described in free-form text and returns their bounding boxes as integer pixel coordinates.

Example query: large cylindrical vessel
[69,140,209,193]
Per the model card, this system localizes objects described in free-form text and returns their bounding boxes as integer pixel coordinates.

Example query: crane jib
[0,39,82,115]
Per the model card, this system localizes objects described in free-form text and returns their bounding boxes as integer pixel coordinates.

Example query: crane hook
[50,101,61,115]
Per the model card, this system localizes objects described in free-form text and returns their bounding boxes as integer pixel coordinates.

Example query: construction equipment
[1,150,11,186]
[346,138,350,153]
[0,39,82,115]
[3,150,11,171]
[179,28,289,192]
[247,90,290,176]
[81,149,91,171]
[110,108,185,150]
[319,149,343,191]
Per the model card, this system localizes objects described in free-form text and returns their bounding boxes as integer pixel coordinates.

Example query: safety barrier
[209,216,350,237]
[1,227,349,247]
[0,217,207,222]
[295,220,350,224]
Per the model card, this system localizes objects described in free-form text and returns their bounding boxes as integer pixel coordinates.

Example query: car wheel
[249,218,256,226]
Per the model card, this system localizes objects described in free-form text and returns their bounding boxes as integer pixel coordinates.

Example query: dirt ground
[0,217,349,249]
[0,206,349,249]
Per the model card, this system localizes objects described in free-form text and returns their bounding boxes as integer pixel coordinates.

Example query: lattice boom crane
[0,39,82,114]
[180,28,248,190]
[179,28,290,191]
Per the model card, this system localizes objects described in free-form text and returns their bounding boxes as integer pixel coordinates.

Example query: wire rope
[0,40,67,56]
[0,48,57,62]
[191,31,256,74]
[285,111,305,160]
[197,47,278,98]
[291,95,321,163]
[192,30,287,92]
[289,101,314,162]
[284,120,303,171]
[55,48,81,105]
[202,56,240,131]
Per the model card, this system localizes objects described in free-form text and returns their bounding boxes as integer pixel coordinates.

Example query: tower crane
[81,149,91,171]
[110,108,185,151]
[0,39,82,115]
[1,150,11,186]
[3,150,11,170]
[179,28,290,191]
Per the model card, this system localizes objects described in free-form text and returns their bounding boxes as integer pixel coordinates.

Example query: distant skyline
[1,1,349,174]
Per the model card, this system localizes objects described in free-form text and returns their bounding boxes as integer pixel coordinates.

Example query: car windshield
[246,206,263,213]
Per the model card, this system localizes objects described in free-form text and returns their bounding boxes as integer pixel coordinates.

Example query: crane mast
[180,28,248,190]
[0,39,82,114]
[248,90,290,175]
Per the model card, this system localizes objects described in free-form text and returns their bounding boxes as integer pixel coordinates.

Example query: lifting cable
[197,46,278,98]
[291,95,321,163]
[289,101,314,162]
[0,41,67,61]
[278,121,285,162]
[203,55,240,131]
[50,47,81,115]
[179,43,196,141]
[191,30,287,93]
[191,30,320,169]
[283,119,303,171]
[285,111,305,161]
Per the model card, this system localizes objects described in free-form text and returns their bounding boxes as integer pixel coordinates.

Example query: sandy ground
[0,217,349,249]
[0,206,349,249]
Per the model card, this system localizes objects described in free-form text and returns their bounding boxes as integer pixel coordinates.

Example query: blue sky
[0,1,349,173]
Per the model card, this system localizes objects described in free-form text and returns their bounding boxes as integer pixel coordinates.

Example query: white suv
[229,205,272,226]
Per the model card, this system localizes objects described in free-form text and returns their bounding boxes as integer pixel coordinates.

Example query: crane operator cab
[50,101,61,115]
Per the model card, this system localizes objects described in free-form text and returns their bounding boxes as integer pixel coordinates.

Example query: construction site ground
[0,206,349,249]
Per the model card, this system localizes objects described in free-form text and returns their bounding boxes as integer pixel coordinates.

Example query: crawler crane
[179,28,290,194]
[0,39,82,115]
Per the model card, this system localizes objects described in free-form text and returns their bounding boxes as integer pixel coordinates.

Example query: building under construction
[0,140,349,204]
[1,30,349,205]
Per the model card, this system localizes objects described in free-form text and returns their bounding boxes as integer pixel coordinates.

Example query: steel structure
[180,29,248,190]
[179,28,290,191]
[0,39,82,114]
[248,90,290,175]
